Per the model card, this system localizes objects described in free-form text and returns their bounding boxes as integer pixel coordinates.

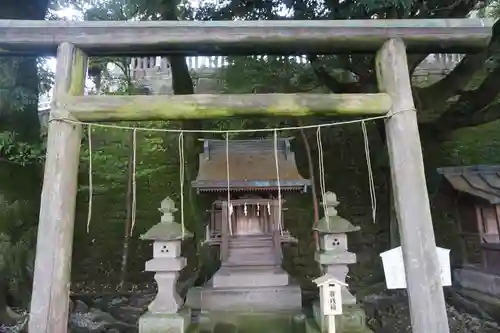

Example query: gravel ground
[364,291,500,333]
[1,289,499,333]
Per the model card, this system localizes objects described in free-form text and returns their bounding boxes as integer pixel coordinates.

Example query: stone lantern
[314,191,359,306]
[307,191,372,333]
[138,197,193,333]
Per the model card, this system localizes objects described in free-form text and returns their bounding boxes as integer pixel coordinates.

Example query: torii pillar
[376,39,449,333]
[28,43,87,333]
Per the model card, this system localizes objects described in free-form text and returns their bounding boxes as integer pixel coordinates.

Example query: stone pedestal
[306,304,372,333]
[138,197,193,333]
[196,311,305,333]
[186,234,301,313]
[146,257,186,313]
[139,309,191,333]
[312,192,372,333]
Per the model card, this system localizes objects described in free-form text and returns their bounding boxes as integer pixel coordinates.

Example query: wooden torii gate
[0,19,494,333]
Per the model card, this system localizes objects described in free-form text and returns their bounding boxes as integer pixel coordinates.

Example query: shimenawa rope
[225,133,233,236]
[86,125,93,233]
[273,130,283,235]
[179,132,185,239]
[81,115,380,238]
[361,121,377,223]
[130,129,137,235]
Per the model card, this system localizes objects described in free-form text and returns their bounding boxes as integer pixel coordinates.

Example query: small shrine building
[438,165,500,299]
[186,137,310,313]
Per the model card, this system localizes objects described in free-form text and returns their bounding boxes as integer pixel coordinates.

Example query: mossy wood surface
[376,38,449,333]
[0,19,493,56]
[63,93,391,121]
[29,42,88,333]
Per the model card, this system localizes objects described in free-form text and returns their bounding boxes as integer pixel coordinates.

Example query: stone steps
[213,266,289,288]
[226,248,278,266]
[228,236,274,248]
[225,255,278,267]
[228,242,274,249]
[228,246,275,256]
[226,235,278,266]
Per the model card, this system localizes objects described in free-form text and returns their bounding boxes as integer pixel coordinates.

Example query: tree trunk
[0,0,49,319]
[298,125,320,250]
[118,131,135,292]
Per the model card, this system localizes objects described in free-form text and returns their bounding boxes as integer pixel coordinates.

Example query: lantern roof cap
[140,196,193,241]
[313,273,348,287]
[140,222,193,241]
[313,191,360,233]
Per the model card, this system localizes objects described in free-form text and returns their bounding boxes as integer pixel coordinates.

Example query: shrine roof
[437,165,500,204]
[192,138,310,192]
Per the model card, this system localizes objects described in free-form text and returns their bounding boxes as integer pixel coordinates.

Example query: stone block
[311,302,372,333]
[153,242,182,258]
[229,246,275,256]
[454,268,500,298]
[196,311,303,333]
[213,266,289,288]
[315,251,357,265]
[323,265,349,283]
[320,234,348,252]
[186,284,302,312]
[149,272,183,313]
[229,237,274,248]
[224,254,278,266]
[146,257,186,272]
[339,305,371,333]
[139,309,191,333]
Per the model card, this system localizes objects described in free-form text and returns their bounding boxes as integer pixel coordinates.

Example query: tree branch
[410,0,483,110]
[416,52,487,111]
[467,103,500,128]
[307,55,361,93]
[422,101,500,134]
[428,19,500,132]
[407,54,429,74]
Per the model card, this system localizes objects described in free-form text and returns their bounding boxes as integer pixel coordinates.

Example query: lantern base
[138,308,191,333]
[309,303,372,333]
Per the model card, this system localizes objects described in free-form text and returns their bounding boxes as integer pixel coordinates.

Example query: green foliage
[0,199,36,304]
[37,58,55,96]
[0,60,35,116]
[0,57,52,164]
[0,58,53,116]
[0,233,35,301]
[440,120,500,166]
[222,56,320,93]
[0,132,44,165]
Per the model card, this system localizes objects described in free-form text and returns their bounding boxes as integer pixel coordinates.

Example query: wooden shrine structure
[438,166,500,273]
[193,137,308,262]
[0,19,495,333]
[185,138,308,312]
[437,165,500,301]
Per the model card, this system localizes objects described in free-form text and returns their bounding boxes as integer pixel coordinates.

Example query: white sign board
[379,246,451,289]
[313,274,346,316]
[323,283,343,315]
